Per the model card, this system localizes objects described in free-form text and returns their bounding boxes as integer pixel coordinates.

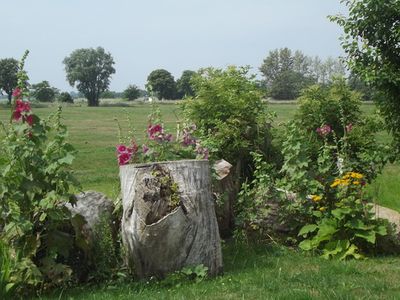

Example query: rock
[67,191,115,237]
[373,204,400,233]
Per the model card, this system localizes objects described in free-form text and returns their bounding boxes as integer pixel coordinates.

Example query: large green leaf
[298,224,318,237]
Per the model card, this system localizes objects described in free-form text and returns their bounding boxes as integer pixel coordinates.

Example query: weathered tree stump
[120,159,223,279]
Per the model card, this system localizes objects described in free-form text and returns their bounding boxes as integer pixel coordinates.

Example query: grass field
[1,102,400,299]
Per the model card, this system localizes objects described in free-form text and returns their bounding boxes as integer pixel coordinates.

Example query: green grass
[2,102,400,299]
[43,243,400,300]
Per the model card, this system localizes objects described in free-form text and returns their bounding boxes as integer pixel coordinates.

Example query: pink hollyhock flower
[13,100,32,121]
[25,114,34,126]
[147,124,163,140]
[118,152,132,165]
[142,144,149,154]
[316,124,332,137]
[12,88,22,98]
[116,144,127,153]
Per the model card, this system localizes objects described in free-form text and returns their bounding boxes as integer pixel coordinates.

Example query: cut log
[120,159,223,279]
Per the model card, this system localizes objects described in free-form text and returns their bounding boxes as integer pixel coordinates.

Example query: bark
[120,160,223,279]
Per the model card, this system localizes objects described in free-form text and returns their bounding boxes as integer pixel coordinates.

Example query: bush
[0,52,80,294]
[58,92,73,103]
[237,80,391,257]
[182,66,277,180]
[123,84,140,101]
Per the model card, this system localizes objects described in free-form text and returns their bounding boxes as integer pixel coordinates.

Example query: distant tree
[146,69,177,100]
[58,92,74,103]
[176,70,196,98]
[31,80,57,102]
[260,48,345,99]
[260,48,316,99]
[100,90,117,99]
[123,84,140,101]
[330,0,400,147]
[0,58,19,104]
[348,72,374,101]
[63,47,115,106]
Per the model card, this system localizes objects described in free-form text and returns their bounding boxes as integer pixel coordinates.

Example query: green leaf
[355,230,376,244]
[299,239,314,251]
[58,153,74,165]
[298,224,318,237]
[339,244,363,260]
[375,225,387,236]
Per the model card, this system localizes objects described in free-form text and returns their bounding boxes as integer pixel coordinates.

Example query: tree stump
[120,159,223,279]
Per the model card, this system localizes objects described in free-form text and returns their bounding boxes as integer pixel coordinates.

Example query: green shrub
[182,66,277,179]
[58,92,73,103]
[0,51,80,294]
[237,80,392,257]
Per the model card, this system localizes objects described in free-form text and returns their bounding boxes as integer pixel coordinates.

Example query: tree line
[0,46,373,106]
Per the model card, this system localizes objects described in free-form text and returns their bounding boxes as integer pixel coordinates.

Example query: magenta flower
[316,124,332,137]
[13,99,32,125]
[12,87,22,98]
[148,124,163,140]
[118,152,132,165]
[116,144,127,153]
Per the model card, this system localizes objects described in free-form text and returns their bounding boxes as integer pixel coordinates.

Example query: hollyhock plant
[116,109,209,164]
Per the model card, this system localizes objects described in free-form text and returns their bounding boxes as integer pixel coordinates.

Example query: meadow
[1,101,400,299]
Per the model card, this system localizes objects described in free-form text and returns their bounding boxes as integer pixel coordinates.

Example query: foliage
[259,48,345,99]
[236,80,390,251]
[330,0,400,149]
[30,81,57,102]
[57,92,73,103]
[0,51,80,294]
[182,66,276,180]
[63,47,115,107]
[123,84,140,101]
[90,213,118,281]
[298,172,387,260]
[0,240,17,298]
[115,105,207,165]
[176,70,196,99]
[146,69,177,100]
[348,72,374,101]
[0,58,19,104]
[161,264,208,287]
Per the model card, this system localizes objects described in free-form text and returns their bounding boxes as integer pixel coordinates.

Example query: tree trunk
[120,160,223,279]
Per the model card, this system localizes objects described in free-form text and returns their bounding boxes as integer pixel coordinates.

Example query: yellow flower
[350,172,363,179]
[311,195,322,202]
[341,179,350,186]
[353,181,360,185]
[319,207,326,212]
[330,179,341,188]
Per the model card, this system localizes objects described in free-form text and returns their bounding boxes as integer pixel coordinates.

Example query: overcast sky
[1,0,346,92]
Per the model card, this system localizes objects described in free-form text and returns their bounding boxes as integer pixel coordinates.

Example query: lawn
[1,101,400,299]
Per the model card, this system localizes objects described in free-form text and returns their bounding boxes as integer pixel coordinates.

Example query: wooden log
[120,159,223,279]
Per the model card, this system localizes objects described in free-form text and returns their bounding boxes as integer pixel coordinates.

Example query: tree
[63,47,115,106]
[123,84,140,101]
[0,58,18,104]
[330,0,400,146]
[31,80,57,102]
[58,92,73,103]
[260,48,316,99]
[176,70,196,99]
[146,69,176,100]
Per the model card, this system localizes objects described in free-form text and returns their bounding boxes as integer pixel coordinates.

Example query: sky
[1,0,347,92]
